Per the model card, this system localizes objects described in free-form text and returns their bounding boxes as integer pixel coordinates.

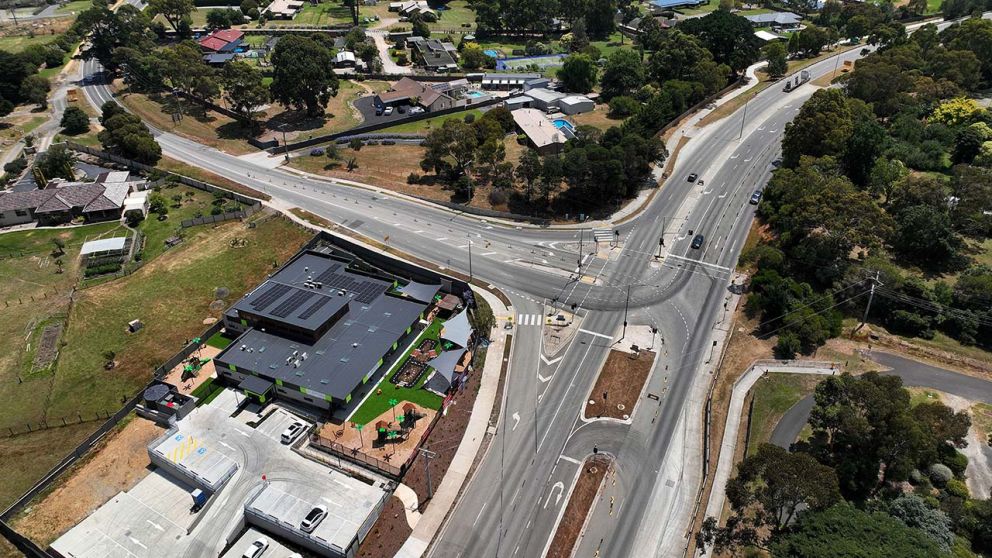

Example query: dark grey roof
[425,348,465,393]
[239,375,274,395]
[203,52,236,64]
[233,252,391,335]
[745,11,801,25]
[0,188,52,212]
[441,309,472,348]
[218,290,426,400]
[398,281,441,303]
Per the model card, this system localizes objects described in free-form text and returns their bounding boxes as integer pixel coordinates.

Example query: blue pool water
[552,119,574,131]
[466,90,486,98]
[483,49,499,58]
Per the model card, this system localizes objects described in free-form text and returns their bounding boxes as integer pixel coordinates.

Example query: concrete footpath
[699,360,837,557]
[395,286,513,558]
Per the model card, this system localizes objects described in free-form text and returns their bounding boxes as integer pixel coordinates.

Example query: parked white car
[280,421,305,444]
[300,505,328,533]
[242,537,268,558]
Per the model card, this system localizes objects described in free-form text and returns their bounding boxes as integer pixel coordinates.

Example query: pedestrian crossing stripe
[516,314,541,326]
[168,435,200,462]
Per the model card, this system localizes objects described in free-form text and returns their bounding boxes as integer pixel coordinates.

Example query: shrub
[382,139,396,145]
[3,157,27,175]
[608,96,640,119]
[488,188,508,206]
[407,172,421,184]
[210,206,224,216]
[937,445,969,477]
[928,463,953,486]
[909,469,925,485]
[84,262,122,277]
[774,332,801,359]
[945,478,970,499]
[888,494,953,551]
[349,138,363,151]
[464,113,476,124]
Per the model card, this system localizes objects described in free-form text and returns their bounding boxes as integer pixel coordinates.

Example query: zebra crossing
[516,313,543,326]
[592,229,614,244]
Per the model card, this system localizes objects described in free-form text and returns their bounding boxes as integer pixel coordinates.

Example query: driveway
[353,95,411,126]
[368,30,412,75]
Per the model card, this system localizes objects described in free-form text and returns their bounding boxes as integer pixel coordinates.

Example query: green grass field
[746,373,824,455]
[378,108,483,134]
[136,183,243,262]
[349,319,445,425]
[429,0,476,31]
[0,34,55,53]
[0,213,311,509]
[55,0,92,14]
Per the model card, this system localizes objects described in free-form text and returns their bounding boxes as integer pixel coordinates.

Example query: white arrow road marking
[541,355,562,365]
[512,412,520,431]
[544,482,565,509]
[128,537,147,550]
[218,441,234,450]
[235,429,250,437]
[146,520,163,532]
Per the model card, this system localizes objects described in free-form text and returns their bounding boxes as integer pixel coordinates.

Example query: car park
[375,106,383,116]
[749,190,763,204]
[242,537,268,558]
[300,505,328,533]
[383,106,394,116]
[280,421,305,444]
[691,234,705,249]
[410,107,425,114]
[398,105,407,114]
[687,173,698,182]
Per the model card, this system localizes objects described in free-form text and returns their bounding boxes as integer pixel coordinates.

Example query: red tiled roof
[212,28,244,42]
[198,36,229,53]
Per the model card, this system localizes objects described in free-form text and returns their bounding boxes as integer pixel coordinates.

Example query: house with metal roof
[512,108,568,155]
[213,250,440,411]
[373,77,458,112]
[744,11,803,31]
[650,0,709,10]
[410,38,458,72]
[262,0,305,19]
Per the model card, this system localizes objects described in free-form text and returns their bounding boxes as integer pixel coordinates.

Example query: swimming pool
[552,119,575,132]
[466,90,486,98]
[483,49,499,58]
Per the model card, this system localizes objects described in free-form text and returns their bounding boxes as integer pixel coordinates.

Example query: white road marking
[558,455,580,465]
[512,412,520,431]
[218,441,234,450]
[481,251,498,256]
[516,314,541,326]
[578,328,612,339]
[540,355,562,365]
[665,253,731,271]
[473,501,489,526]
[145,520,163,532]
[128,537,147,550]
[544,482,565,509]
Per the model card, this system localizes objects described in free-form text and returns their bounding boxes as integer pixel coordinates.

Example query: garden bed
[546,454,613,558]
[583,350,655,420]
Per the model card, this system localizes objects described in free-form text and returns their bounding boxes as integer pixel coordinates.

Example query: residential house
[479,72,542,91]
[649,0,708,11]
[744,11,803,31]
[390,0,436,20]
[524,88,566,112]
[512,108,568,155]
[334,51,357,67]
[410,37,458,72]
[0,180,132,228]
[373,77,458,112]
[263,0,305,20]
[197,28,245,53]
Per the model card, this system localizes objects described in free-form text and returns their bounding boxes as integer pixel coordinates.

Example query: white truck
[783,70,812,92]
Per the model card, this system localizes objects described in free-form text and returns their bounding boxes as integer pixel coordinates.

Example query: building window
[14,210,28,217]
[304,397,313,402]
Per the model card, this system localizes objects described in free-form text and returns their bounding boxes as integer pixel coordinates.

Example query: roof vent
[352,342,359,348]
[301,352,308,360]
[240,344,247,351]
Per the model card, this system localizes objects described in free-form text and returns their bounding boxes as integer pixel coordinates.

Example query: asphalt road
[76,16,984,556]
[771,352,992,449]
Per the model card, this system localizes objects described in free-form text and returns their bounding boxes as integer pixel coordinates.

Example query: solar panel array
[315,266,386,304]
[250,283,292,312]
[271,289,316,318]
[298,295,333,320]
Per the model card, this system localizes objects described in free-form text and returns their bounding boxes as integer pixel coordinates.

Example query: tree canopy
[269,35,339,116]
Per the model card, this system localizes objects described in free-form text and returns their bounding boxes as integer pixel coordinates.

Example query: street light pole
[577,228,584,268]
[281,125,289,161]
[617,285,631,344]
[468,239,473,282]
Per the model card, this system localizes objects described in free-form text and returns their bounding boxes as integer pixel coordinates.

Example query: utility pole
[418,447,437,499]
[856,271,882,334]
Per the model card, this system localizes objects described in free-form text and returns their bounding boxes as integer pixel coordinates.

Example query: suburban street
[74,18,973,556]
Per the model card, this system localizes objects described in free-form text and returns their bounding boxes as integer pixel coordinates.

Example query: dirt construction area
[320,402,438,471]
[546,454,613,558]
[11,417,164,547]
[356,495,413,558]
[584,350,656,420]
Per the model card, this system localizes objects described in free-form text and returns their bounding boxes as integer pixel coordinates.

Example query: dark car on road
[687,173,698,182]
[749,190,762,205]
[691,234,705,249]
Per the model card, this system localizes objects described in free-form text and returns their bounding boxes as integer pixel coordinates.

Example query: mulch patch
[546,454,613,558]
[403,349,485,507]
[584,350,656,420]
[356,495,412,558]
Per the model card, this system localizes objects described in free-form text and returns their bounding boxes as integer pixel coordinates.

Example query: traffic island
[546,454,614,558]
[584,349,656,421]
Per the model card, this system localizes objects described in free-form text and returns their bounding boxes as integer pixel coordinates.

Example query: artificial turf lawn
[349,319,445,425]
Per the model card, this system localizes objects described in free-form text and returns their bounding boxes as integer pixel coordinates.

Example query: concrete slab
[52,491,187,558]
[208,387,242,414]
[126,470,199,532]
[255,408,310,444]
[221,527,294,558]
[150,429,239,491]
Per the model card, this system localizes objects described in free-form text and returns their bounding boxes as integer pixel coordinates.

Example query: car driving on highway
[750,190,763,204]
[691,234,705,249]
[687,173,698,182]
